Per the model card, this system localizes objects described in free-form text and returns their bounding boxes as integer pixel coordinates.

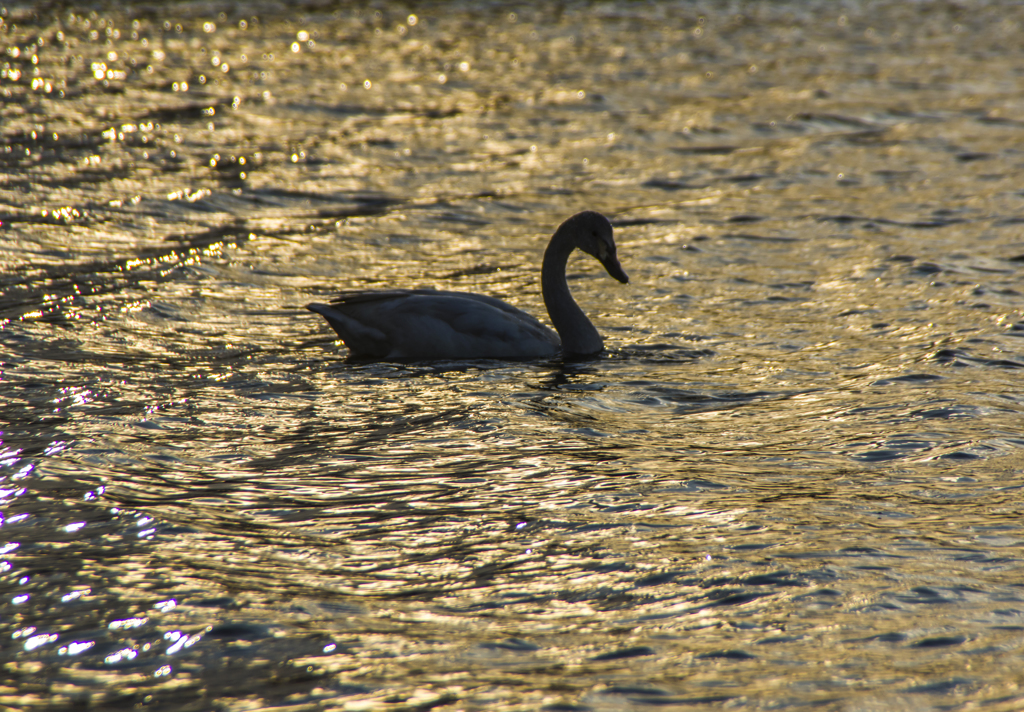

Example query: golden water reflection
[2,1,1024,710]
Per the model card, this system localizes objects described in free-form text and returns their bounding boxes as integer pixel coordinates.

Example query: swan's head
[561,211,629,284]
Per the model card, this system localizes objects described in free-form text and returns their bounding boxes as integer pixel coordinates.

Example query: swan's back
[308,289,560,360]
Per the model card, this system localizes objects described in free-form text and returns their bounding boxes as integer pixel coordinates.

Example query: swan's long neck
[542,230,604,355]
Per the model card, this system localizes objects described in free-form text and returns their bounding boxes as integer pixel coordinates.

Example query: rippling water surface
[3,2,1024,710]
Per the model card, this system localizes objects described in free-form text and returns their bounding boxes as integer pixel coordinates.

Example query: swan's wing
[312,289,559,360]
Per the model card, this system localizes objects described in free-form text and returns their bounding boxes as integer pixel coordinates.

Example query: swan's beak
[601,254,629,284]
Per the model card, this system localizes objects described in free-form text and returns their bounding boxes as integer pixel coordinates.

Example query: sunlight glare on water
[1,2,1024,710]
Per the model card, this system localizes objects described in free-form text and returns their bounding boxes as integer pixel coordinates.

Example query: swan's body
[307,211,628,360]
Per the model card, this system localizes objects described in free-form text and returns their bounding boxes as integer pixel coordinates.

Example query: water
[3,1,1024,709]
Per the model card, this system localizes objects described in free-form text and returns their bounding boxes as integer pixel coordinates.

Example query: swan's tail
[306,303,389,357]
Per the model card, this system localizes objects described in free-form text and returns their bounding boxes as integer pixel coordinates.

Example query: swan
[306,210,628,360]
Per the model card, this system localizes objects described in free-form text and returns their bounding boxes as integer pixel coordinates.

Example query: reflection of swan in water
[307,211,629,361]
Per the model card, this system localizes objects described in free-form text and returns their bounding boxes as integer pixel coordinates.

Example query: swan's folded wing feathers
[400,294,558,356]
[446,298,534,341]
[313,289,560,359]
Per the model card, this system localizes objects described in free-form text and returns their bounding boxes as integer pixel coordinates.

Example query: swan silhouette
[307,211,628,360]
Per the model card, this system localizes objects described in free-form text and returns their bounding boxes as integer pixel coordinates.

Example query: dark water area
[2,1,1024,710]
